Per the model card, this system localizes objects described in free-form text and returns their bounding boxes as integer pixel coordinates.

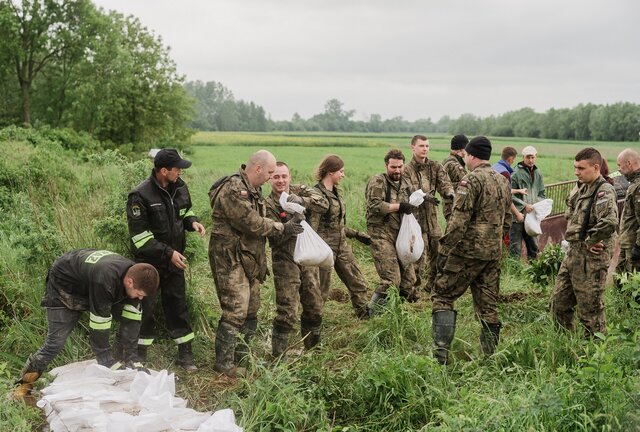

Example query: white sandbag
[37,360,243,432]
[279,191,334,269]
[395,190,427,266]
[524,198,553,236]
[294,221,334,268]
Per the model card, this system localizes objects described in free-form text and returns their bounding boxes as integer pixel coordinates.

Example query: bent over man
[266,161,327,354]
[13,249,159,398]
[431,137,512,365]
[209,150,303,377]
[127,148,206,372]
[366,149,418,312]
[552,148,618,337]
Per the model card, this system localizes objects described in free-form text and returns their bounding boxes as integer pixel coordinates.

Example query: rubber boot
[271,328,291,358]
[112,333,124,362]
[301,320,322,350]
[234,318,257,364]
[432,310,457,365]
[479,321,501,356]
[368,292,387,317]
[136,344,148,363]
[177,342,198,373]
[214,322,245,378]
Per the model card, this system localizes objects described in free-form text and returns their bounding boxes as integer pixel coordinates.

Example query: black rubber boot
[301,320,322,350]
[368,292,388,316]
[214,322,244,378]
[112,333,123,362]
[432,310,457,365]
[271,328,291,358]
[136,344,148,363]
[234,318,258,364]
[479,321,501,356]
[177,342,198,373]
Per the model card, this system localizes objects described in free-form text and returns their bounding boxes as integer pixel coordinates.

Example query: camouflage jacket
[442,153,467,187]
[309,182,360,248]
[619,170,640,248]
[564,176,618,247]
[365,173,413,231]
[404,156,454,236]
[440,163,512,260]
[265,184,328,259]
[209,166,284,282]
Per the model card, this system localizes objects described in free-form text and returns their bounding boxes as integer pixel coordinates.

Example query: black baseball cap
[154,148,192,169]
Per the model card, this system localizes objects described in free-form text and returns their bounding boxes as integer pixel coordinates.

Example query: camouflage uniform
[617,170,640,273]
[308,182,370,318]
[208,166,285,371]
[405,156,454,292]
[432,163,512,319]
[552,177,618,336]
[265,184,327,351]
[365,173,417,300]
[442,153,467,222]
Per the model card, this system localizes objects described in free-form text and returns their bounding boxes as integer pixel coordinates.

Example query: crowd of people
[12,138,640,395]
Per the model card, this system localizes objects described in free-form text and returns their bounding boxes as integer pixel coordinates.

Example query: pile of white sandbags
[37,360,242,432]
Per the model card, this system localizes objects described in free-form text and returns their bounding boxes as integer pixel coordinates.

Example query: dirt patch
[327,288,350,303]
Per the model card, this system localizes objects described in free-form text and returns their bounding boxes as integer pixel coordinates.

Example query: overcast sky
[93,0,639,122]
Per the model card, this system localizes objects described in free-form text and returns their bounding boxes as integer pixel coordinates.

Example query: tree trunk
[21,79,31,125]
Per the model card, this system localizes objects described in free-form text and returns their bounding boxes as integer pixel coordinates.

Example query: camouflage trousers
[209,243,261,329]
[415,232,438,293]
[552,243,608,336]
[369,228,417,297]
[319,235,370,316]
[272,254,323,333]
[616,247,640,274]
[431,254,501,324]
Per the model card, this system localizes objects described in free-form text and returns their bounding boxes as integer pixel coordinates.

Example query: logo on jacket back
[131,203,141,218]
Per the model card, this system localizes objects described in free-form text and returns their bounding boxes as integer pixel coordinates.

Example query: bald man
[208,150,304,377]
[616,148,640,273]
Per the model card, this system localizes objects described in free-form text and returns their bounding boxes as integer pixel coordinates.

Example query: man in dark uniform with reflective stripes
[12,249,159,399]
[127,148,206,372]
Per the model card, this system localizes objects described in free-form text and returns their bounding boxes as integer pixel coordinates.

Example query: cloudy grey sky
[93,0,639,121]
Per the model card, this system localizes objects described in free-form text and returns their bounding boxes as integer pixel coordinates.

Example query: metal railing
[544,180,577,216]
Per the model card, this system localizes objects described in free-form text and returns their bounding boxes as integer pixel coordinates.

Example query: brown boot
[11,371,41,400]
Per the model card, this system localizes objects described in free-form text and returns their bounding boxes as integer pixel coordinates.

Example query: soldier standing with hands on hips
[127,148,206,373]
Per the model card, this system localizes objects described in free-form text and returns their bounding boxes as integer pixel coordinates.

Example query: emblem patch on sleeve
[131,203,141,218]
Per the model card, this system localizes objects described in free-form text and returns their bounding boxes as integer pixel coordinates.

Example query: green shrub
[0,363,44,431]
[614,271,640,309]
[524,243,564,287]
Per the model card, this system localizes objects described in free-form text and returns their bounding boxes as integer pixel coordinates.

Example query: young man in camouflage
[265,162,328,355]
[442,134,468,222]
[366,149,418,312]
[431,136,512,365]
[208,150,304,377]
[616,148,640,274]
[551,148,618,337]
[404,135,454,293]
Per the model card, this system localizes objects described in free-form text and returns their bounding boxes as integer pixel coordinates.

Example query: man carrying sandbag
[431,137,512,364]
[366,149,419,313]
[265,161,329,355]
[12,249,159,399]
[208,150,304,377]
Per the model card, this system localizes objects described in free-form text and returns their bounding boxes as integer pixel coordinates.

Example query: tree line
[1,1,638,145]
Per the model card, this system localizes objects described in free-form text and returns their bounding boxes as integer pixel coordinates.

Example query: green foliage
[614,271,640,309]
[524,243,565,287]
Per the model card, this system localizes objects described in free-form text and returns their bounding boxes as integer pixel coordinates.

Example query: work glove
[354,231,372,246]
[287,194,305,206]
[425,195,441,206]
[282,219,304,237]
[632,244,640,262]
[398,202,415,214]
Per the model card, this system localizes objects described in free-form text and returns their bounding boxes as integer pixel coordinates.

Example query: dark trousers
[139,268,193,344]
[509,222,538,259]
[28,307,82,372]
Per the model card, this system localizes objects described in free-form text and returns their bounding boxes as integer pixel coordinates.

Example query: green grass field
[1,131,639,431]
